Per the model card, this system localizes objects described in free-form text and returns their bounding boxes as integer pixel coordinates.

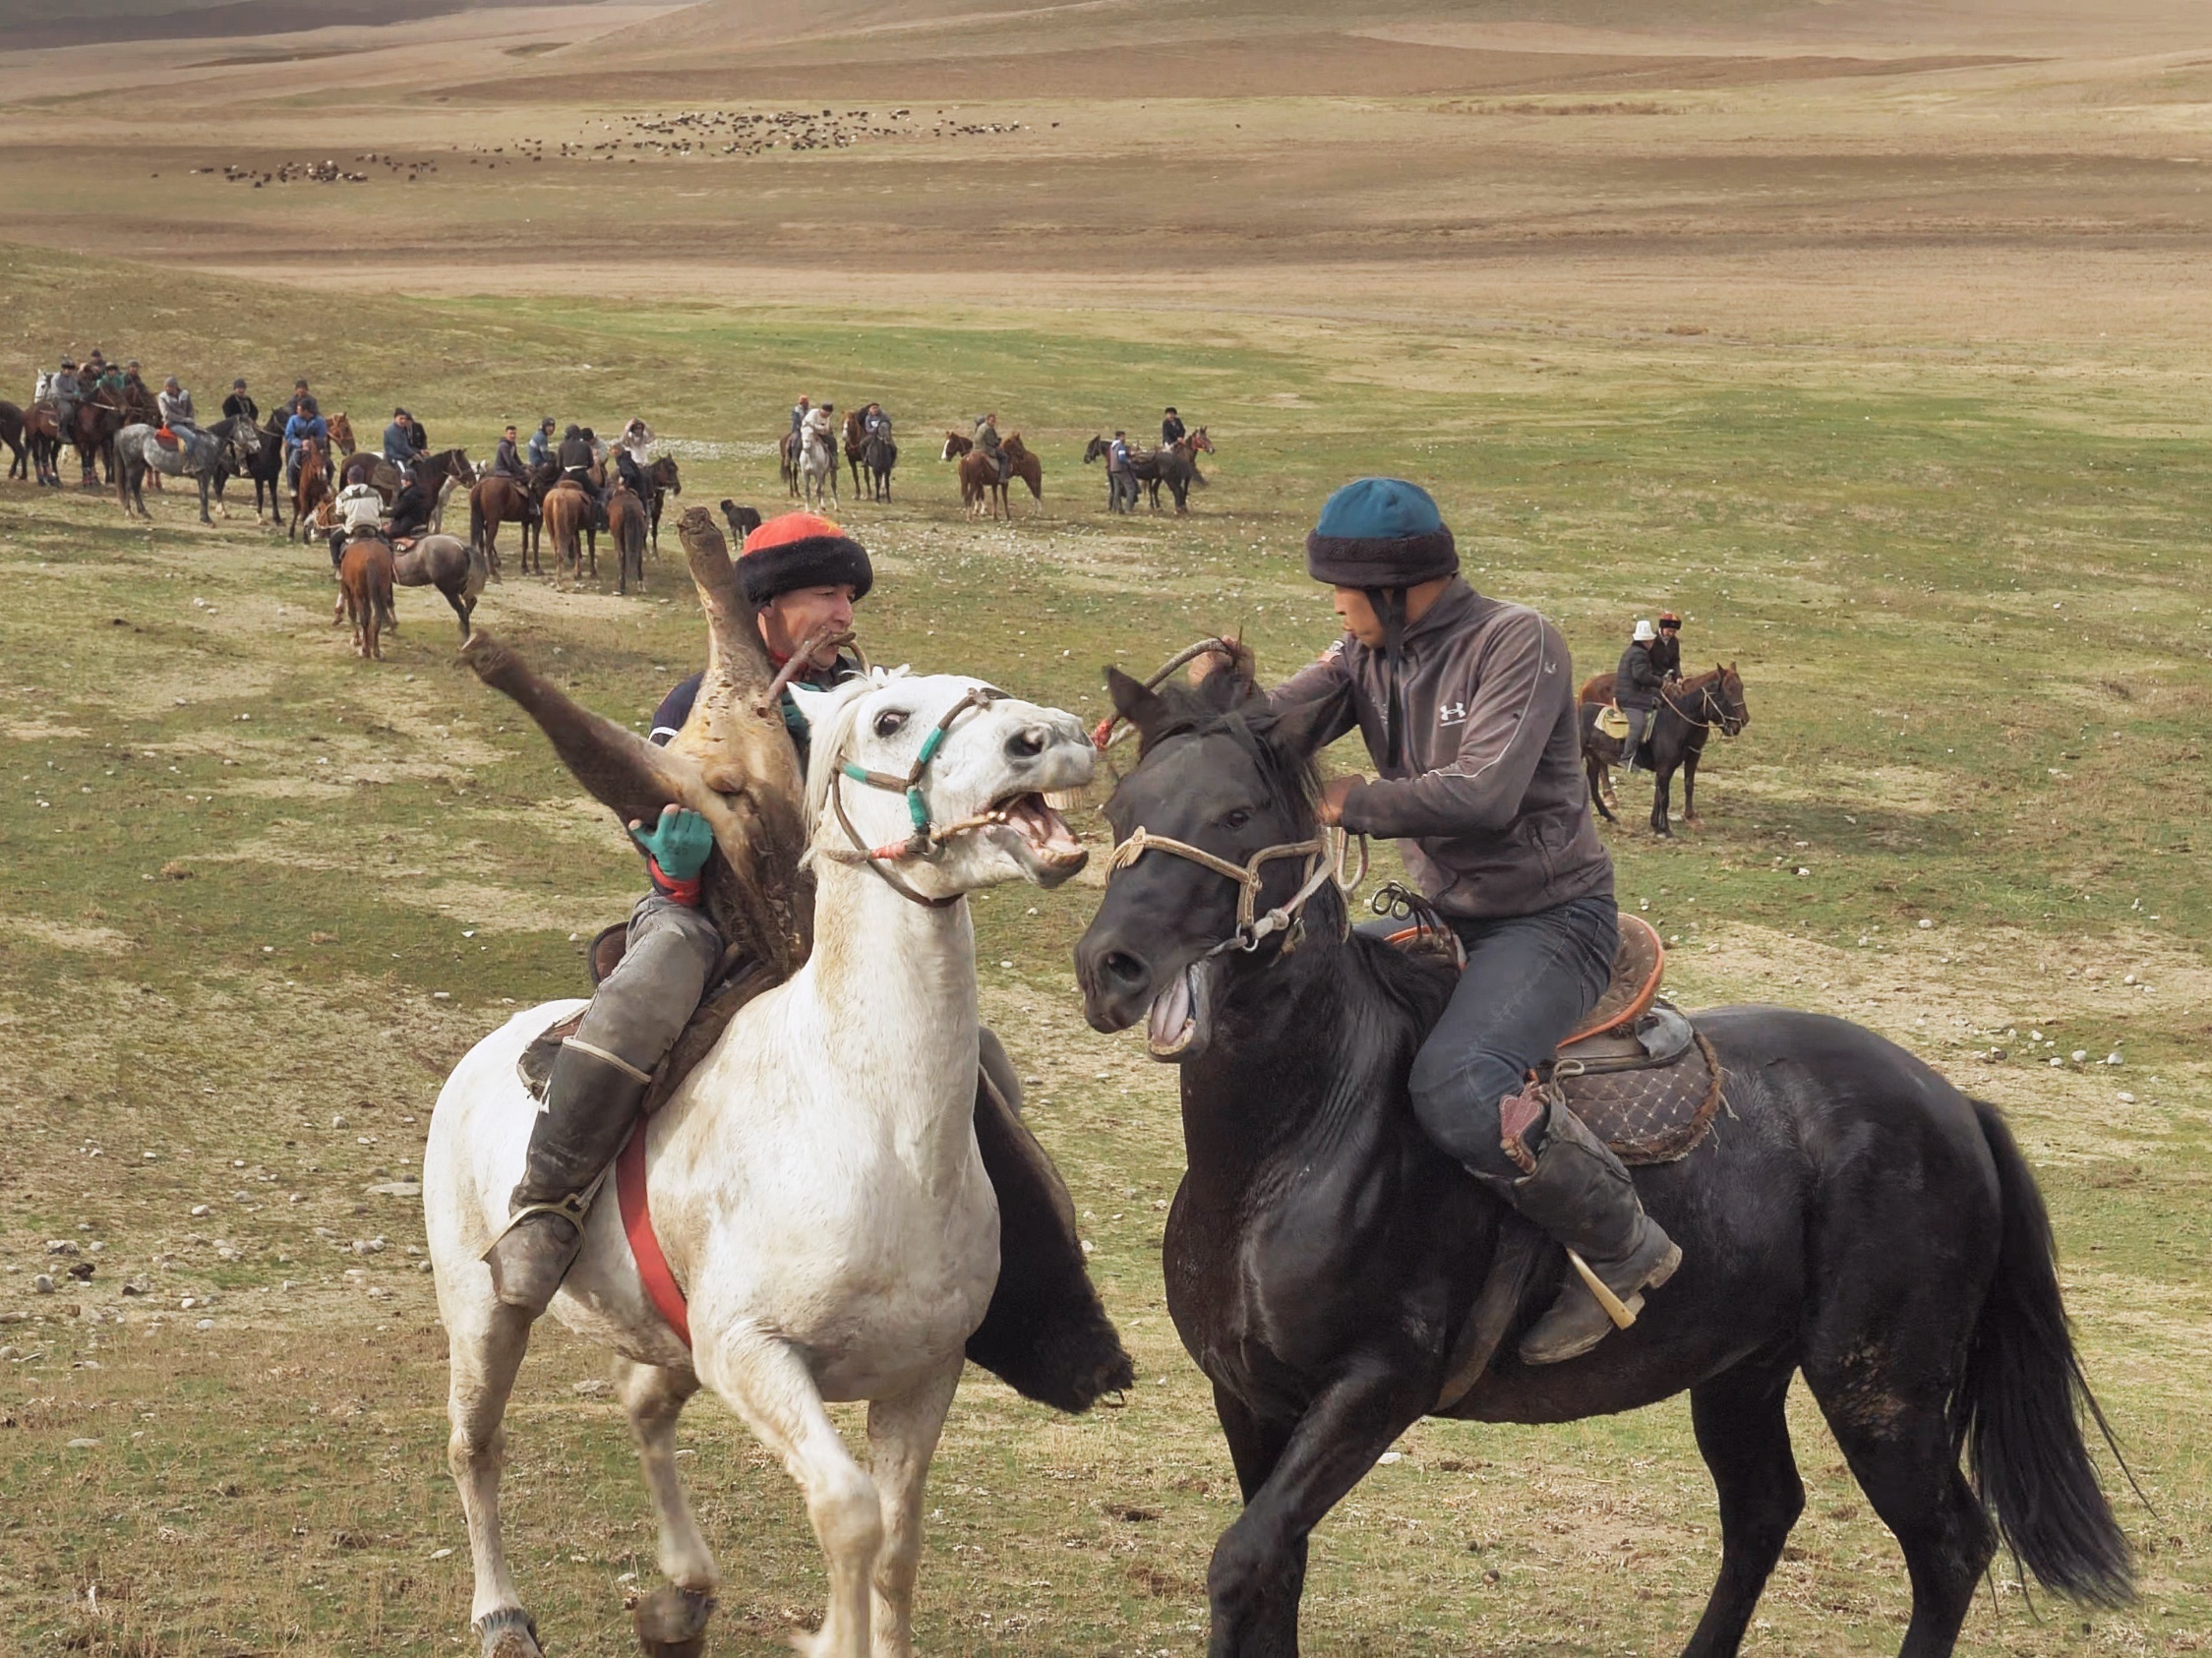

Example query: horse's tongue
[1146,968,1195,1052]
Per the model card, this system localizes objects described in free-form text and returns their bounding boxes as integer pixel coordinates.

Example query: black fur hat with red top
[739,511,873,607]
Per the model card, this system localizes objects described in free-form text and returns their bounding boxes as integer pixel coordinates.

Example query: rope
[1107,822,1363,956]
[1089,636,1241,749]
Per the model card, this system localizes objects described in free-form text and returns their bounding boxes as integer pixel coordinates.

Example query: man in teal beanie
[1258,476,1681,1363]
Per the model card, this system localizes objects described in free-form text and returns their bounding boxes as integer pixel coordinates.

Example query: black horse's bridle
[1660,675,1747,738]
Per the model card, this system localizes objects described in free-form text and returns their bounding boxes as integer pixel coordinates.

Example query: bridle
[1659,674,1745,738]
[819,684,1014,910]
[1107,821,1365,958]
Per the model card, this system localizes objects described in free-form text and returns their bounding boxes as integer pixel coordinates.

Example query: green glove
[629,805,714,882]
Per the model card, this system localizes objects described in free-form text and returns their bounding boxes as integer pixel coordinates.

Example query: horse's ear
[1106,667,1172,743]
[1268,680,1351,762]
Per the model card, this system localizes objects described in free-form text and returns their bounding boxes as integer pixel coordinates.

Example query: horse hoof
[633,1585,715,1658]
[474,1607,544,1658]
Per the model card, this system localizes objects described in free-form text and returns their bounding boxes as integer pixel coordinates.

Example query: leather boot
[484,1040,650,1316]
[1493,1085,1681,1365]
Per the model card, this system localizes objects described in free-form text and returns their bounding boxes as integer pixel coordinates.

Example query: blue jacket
[284,412,328,451]
[383,421,419,464]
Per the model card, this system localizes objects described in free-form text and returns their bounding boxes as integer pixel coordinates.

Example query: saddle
[1391,911,1722,1167]
[154,427,180,450]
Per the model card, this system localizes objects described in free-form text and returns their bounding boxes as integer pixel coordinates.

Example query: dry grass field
[2,2,2210,1655]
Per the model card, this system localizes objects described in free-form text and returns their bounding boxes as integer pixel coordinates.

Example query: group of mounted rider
[1089,404,1215,514]
[782,394,898,505]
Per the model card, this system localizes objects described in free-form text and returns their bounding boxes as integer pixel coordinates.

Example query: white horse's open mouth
[993,793,1088,881]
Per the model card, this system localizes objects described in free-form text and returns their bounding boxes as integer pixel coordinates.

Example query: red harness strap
[616,1123,691,1347]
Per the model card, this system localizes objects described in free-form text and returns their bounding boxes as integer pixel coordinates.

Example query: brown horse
[14,402,64,486]
[338,535,396,660]
[1580,664,1750,836]
[778,428,803,498]
[607,486,649,595]
[468,474,538,578]
[326,412,357,456]
[67,400,127,488]
[541,480,596,585]
[289,437,332,541]
[944,432,1043,519]
[842,408,869,493]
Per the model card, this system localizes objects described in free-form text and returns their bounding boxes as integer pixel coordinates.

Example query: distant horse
[469,474,541,579]
[1074,657,2131,1658]
[213,412,290,522]
[115,416,264,524]
[68,400,128,488]
[1125,428,1214,512]
[325,412,357,456]
[800,424,840,508]
[777,428,804,498]
[343,447,472,503]
[20,403,66,487]
[390,531,492,638]
[1083,436,1140,513]
[1579,664,1749,837]
[944,432,1042,520]
[289,437,332,542]
[638,454,682,551]
[607,485,649,595]
[0,400,27,482]
[860,428,897,502]
[842,407,869,493]
[542,480,596,585]
[338,535,396,660]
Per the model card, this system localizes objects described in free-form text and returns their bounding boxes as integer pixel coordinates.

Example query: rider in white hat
[1614,620,1663,770]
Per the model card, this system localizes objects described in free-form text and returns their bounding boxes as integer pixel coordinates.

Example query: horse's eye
[1222,807,1252,831]
[873,709,909,739]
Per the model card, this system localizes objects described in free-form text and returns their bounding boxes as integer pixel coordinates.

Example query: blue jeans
[1397,896,1619,1180]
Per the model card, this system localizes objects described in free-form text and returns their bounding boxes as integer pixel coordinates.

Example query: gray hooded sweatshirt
[1270,578,1613,920]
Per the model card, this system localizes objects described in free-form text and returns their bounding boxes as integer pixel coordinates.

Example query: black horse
[1583,664,1748,837]
[860,429,896,502]
[1072,659,2128,1658]
[212,411,289,522]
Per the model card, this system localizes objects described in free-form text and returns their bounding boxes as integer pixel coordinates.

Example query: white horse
[801,420,841,509]
[114,416,262,523]
[425,672,1094,1658]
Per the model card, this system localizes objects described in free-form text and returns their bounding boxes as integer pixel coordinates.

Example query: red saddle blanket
[153,428,181,450]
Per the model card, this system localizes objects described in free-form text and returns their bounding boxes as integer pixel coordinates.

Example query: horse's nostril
[1102,950,1147,985]
[1007,726,1047,760]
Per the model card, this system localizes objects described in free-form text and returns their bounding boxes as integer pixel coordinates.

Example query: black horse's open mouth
[1145,959,1212,1059]
[994,793,1088,880]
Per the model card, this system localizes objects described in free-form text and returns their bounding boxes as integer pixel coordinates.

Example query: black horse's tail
[1957,1099,2134,1606]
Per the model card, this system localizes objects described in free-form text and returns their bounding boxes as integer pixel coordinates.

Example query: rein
[820,685,1007,910]
[1107,822,1366,958]
[1659,676,1740,736]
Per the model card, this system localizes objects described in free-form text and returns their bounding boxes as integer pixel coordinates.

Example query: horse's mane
[1126,648,1321,837]
[1127,648,1460,1029]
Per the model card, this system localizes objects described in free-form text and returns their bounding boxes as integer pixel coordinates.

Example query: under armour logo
[1439,701,1467,725]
